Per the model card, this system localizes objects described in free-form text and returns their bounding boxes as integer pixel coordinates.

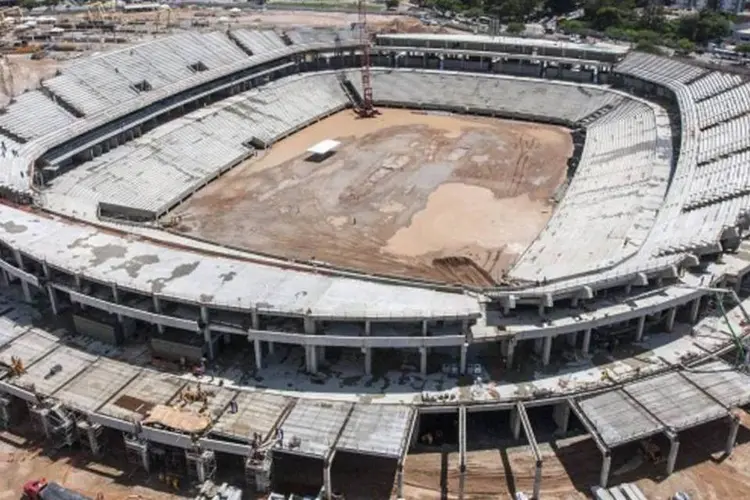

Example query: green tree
[506,22,525,34]
[677,38,696,54]
[592,6,623,31]
[385,0,399,8]
[736,43,750,54]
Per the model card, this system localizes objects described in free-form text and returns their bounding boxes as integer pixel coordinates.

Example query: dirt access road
[175,108,571,285]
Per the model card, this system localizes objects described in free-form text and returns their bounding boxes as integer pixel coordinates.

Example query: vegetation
[506,22,525,34]
[422,0,733,51]
[736,43,750,54]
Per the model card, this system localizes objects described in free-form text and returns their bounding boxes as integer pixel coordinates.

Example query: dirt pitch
[173,108,572,285]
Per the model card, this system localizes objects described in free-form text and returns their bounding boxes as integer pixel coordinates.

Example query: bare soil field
[174,108,571,285]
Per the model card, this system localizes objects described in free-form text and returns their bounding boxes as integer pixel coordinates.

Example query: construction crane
[356,0,378,118]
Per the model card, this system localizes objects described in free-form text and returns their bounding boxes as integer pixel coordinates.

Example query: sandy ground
[174,109,571,285]
[0,55,60,107]
[403,413,750,500]
[0,429,186,500]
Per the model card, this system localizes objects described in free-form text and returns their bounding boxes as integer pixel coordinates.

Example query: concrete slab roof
[13,345,97,396]
[211,390,292,442]
[0,329,59,369]
[53,358,142,413]
[0,316,30,350]
[681,360,750,408]
[578,389,663,448]
[277,400,352,459]
[0,206,479,320]
[98,369,187,422]
[336,404,414,459]
[625,371,728,431]
[376,33,630,55]
[166,382,237,423]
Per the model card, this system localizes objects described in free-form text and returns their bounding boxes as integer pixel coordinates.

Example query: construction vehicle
[639,439,665,464]
[22,479,92,500]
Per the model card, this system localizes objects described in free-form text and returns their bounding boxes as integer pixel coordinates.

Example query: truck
[22,479,93,500]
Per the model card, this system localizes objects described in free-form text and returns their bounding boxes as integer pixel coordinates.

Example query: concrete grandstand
[0,27,749,499]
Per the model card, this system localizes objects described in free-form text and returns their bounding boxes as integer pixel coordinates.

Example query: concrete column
[635,315,646,342]
[318,346,326,364]
[566,332,578,347]
[307,345,318,374]
[667,437,680,475]
[533,460,542,500]
[152,296,165,334]
[726,415,741,455]
[690,297,701,324]
[365,347,372,376]
[735,273,745,293]
[419,347,427,376]
[304,316,316,334]
[506,339,516,370]
[111,284,123,324]
[538,304,545,316]
[553,403,570,434]
[251,309,260,330]
[666,307,677,333]
[421,320,428,336]
[458,464,466,500]
[542,336,553,366]
[510,407,521,440]
[600,452,611,488]
[254,339,262,370]
[533,338,544,355]
[323,461,332,500]
[201,306,213,360]
[47,285,59,316]
[12,249,31,303]
[460,343,468,375]
[582,328,592,354]
[0,269,9,287]
[268,341,275,355]
[364,320,371,336]
[396,465,404,499]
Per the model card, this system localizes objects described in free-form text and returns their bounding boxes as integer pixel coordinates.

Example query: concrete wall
[73,314,123,345]
[150,337,205,363]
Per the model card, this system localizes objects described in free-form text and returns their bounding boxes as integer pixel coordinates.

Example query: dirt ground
[0,55,60,107]
[403,413,750,500]
[174,109,571,285]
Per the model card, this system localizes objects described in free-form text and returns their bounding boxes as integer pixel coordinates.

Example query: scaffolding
[186,448,217,483]
[28,402,76,448]
[77,419,104,456]
[124,433,150,473]
[245,450,272,493]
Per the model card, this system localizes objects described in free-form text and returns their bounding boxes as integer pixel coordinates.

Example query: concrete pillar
[553,402,570,434]
[533,338,544,355]
[323,461,332,500]
[542,336,553,366]
[566,332,578,347]
[307,345,318,374]
[726,415,741,455]
[152,296,165,334]
[254,339,262,370]
[396,465,404,499]
[304,316,316,334]
[600,452,611,488]
[12,249,31,303]
[421,320,428,336]
[506,339,516,370]
[365,347,372,376]
[460,343,468,375]
[419,347,427,376]
[364,320,371,336]
[111,284,123,324]
[635,315,646,342]
[46,285,59,316]
[538,304,545,316]
[251,309,260,330]
[0,269,9,287]
[268,341,275,355]
[666,307,677,333]
[201,306,213,360]
[318,346,326,364]
[510,407,521,440]
[533,460,542,500]
[582,328,592,354]
[735,273,745,293]
[458,464,466,500]
[667,437,680,475]
[690,297,701,324]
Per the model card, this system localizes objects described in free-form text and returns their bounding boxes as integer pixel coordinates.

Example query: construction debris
[142,404,211,433]
[194,480,242,500]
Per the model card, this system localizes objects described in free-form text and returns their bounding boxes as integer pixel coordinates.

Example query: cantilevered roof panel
[98,369,187,422]
[211,391,292,442]
[0,205,480,319]
[0,329,58,369]
[625,372,727,431]
[578,389,663,448]
[277,400,352,459]
[682,360,750,408]
[336,405,414,459]
[54,357,142,413]
[13,345,97,396]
